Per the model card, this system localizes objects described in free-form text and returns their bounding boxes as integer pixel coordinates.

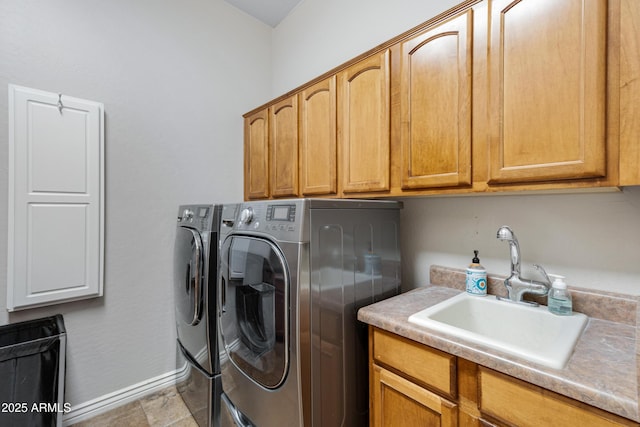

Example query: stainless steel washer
[174,204,223,427]
[218,199,402,427]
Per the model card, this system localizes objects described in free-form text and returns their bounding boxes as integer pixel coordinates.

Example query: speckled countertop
[358,266,640,422]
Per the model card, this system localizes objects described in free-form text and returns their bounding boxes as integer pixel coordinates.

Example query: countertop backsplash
[429,265,638,327]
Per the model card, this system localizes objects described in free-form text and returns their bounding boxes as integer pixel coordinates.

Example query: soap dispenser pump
[547,274,572,316]
[466,250,487,296]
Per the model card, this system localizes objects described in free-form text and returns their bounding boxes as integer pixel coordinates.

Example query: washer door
[174,226,204,327]
[219,235,289,389]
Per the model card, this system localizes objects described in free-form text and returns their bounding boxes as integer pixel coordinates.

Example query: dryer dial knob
[239,208,254,224]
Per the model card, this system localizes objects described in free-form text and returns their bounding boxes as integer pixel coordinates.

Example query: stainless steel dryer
[174,205,223,427]
[218,199,402,427]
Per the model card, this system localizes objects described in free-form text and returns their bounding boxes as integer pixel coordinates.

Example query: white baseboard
[62,363,189,426]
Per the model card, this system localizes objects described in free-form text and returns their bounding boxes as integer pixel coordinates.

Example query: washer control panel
[177,205,213,230]
[239,207,254,225]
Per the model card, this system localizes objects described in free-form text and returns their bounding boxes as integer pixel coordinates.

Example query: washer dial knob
[182,209,194,221]
[239,207,254,224]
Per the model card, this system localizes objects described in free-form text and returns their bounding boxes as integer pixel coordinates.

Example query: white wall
[401,189,640,295]
[0,0,271,407]
[274,0,640,295]
[272,0,462,95]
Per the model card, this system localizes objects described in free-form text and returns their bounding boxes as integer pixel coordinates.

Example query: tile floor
[69,386,197,427]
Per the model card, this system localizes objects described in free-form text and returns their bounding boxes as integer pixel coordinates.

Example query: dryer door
[219,235,289,389]
[174,226,204,327]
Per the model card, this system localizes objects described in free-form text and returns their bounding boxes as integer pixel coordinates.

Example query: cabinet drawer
[372,328,456,399]
[478,368,635,427]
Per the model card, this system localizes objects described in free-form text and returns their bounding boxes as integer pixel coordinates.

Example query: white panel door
[8,84,104,311]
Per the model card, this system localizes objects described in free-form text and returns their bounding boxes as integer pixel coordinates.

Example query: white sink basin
[408,292,588,369]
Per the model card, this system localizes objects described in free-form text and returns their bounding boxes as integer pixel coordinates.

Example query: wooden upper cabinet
[299,76,337,196]
[620,0,640,185]
[244,0,624,199]
[338,51,391,194]
[244,109,269,200]
[487,0,608,185]
[269,96,299,198]
[400,9,473,190]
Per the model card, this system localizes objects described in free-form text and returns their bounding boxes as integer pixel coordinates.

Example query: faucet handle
[533,264,551,285]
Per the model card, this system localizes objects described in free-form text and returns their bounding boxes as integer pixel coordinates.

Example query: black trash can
[0,315,67,427]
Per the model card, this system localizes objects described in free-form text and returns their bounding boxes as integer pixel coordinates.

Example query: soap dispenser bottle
[466,250,487,296]
[547,274,572,315]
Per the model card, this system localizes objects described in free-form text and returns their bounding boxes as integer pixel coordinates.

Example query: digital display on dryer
[272,206,289,220]
[267,204,296,222]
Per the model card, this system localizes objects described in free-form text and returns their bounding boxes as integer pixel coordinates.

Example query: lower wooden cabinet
[369,327,638,427]
[372,364,458,427]
[478,368,634,427]
[372,326,456,399]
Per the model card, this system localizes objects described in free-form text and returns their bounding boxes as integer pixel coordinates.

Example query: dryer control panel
[232,200,306,241]
[266,204,296,222]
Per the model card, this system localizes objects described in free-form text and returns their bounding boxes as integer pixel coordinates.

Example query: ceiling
[224,0,303,27]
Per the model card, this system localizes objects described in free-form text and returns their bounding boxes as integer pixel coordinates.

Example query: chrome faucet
[496,226,551,305]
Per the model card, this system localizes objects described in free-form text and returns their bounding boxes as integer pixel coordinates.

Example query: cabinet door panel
[270,96,298,198]
[338,51,391,193]
[244,109,269,200]
[400,10,472,189]
[300,77,337,196]
[488,0,607,184]
[372,365,458,427]
[620,0,640,185]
